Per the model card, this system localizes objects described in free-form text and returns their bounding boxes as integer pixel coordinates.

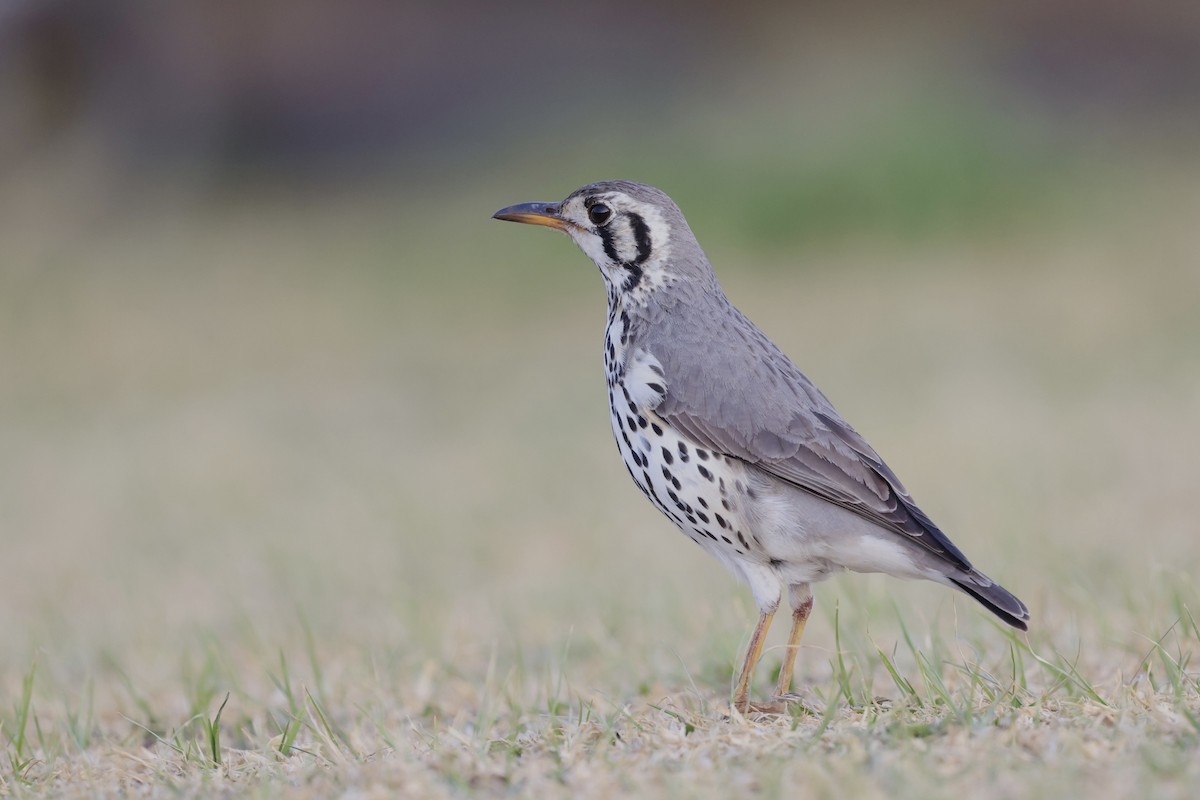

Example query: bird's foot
[733,693,814,717]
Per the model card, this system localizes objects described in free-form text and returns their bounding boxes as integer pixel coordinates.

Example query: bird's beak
[492,201,569,231]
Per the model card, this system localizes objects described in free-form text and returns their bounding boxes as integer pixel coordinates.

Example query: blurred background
[1,0,1198,707]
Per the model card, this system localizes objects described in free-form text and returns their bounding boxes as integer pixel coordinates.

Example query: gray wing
[643,299,972,572]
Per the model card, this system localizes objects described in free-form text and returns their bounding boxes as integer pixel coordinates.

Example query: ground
[0,168,1198,798]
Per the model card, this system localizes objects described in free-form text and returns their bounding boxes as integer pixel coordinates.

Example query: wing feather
[641,297,972,571]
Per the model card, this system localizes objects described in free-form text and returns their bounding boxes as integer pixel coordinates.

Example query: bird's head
[493,181,712,300]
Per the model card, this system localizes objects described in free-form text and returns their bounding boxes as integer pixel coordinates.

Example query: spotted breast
[603,292,765,583]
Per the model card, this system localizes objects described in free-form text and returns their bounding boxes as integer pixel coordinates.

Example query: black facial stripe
[594,209,649,293]
[628,213,652,265]
[597,225,620,263]
[622,213,648,290]
[622,263,643,292]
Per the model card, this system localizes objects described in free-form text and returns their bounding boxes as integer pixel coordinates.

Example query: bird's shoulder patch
[623,348,667,409]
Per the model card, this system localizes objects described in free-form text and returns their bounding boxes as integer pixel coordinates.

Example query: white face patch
[558,192,674,302]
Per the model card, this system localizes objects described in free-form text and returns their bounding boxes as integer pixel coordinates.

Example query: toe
[743,694,813,716]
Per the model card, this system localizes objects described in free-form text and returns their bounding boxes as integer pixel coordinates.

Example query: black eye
[587,203,612,226]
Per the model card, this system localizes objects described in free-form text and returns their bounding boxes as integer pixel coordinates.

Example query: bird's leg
[732,607,775,713]
[774,585,814,698]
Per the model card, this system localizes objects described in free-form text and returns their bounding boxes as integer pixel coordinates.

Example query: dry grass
[0,172,1198,798]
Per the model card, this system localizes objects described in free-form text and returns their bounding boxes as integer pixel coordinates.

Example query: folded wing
[643,300,973,572]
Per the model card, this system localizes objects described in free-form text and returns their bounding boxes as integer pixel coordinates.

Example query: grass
[0,154,1198,797]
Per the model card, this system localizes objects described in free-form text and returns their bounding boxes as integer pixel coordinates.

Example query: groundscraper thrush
[493,181,1029,712]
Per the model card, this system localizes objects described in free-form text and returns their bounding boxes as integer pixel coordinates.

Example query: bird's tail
[950,572,1030,631]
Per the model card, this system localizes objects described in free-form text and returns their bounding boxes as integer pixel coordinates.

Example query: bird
[492,181,1029,713]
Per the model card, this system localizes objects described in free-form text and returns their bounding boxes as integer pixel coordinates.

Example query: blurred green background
[1,0,1198,720]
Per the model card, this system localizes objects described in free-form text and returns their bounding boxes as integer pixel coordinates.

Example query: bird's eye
[587,203,612,226]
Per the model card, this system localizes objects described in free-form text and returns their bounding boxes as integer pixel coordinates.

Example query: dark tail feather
[951,576,1030,631]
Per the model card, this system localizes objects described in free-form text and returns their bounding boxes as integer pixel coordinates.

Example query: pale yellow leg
[732,608,775,713]
[774,592,814,698]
